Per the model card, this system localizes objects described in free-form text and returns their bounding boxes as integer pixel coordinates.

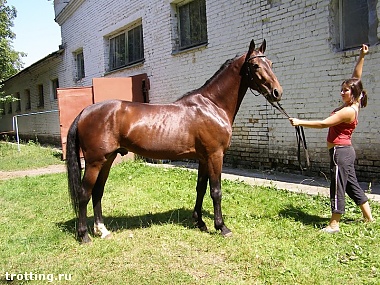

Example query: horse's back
[77,97,232,161]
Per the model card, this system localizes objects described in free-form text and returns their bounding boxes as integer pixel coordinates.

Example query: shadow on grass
[57,207,214,237]
[278,204,329,228]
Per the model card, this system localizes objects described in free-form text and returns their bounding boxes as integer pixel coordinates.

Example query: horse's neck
[203,56,248,125]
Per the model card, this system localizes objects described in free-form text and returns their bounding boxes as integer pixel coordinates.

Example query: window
[25,89,31,110]
[76,51,85,80]
[0,103,4,115]
[37,84,44,108]
[15,92,21,112]
[339,0,379,50]
[7,102,12,114]
[177,0,207,50]
[51,78,59,100]
[109,23,144,71]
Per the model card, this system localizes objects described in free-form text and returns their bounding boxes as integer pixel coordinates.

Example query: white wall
[2,0,379,181]
[0,53,63,144]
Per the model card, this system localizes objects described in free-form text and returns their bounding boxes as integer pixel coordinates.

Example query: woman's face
[340,84,352,103]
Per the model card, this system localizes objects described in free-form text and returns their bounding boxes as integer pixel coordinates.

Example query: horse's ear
[249,39,255,51]
[245,39,255,61]
[258,39,266,54]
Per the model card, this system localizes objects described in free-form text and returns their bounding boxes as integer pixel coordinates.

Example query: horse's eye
[253,64,260,69]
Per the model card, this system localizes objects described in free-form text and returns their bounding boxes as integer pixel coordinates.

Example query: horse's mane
[176,54,242,101]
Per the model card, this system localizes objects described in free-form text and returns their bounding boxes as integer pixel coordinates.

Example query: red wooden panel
[93,77,133,103]
[57,74,149,160]
[92,74,149,103]
[57,87,93,159]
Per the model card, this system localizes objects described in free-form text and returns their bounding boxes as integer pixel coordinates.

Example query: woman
[289,44,374,233]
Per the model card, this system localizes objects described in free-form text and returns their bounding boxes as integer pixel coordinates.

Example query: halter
[243,55,267,96]
[242,54,311,172]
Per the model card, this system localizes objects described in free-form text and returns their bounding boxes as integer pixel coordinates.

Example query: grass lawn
[0,156,379,284]
[0,140,63,171]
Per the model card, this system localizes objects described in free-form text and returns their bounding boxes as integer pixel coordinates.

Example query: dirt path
[0,164,66,180]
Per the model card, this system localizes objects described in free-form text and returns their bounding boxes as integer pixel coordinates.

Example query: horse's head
[241,39,283,103]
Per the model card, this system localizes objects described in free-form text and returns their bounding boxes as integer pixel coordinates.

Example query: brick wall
[55,0,380,182]
[2,0,378,182]
[0,53,63,144]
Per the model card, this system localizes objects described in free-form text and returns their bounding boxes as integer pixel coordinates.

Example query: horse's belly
[121,128,197,160]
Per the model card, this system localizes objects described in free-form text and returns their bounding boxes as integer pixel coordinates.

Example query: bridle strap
[242,55,267,97]
[242,55,311,171]
[247,55,267,61]
[270,102,311,171]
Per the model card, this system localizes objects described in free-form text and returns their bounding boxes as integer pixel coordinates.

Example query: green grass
[0,160,379,284]
[0,140,63,171]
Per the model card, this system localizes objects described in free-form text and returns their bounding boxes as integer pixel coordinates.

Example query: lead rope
[270,102,311,172]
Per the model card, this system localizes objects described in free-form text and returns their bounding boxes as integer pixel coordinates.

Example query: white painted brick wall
[1,55,63,144]
[2,0,379,181]
[54,0,380,181]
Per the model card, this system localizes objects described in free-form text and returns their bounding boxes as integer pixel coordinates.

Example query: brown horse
[66,39,283,243]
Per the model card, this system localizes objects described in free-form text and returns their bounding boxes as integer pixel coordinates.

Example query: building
[1,0,379,181]
[0,50,64,144]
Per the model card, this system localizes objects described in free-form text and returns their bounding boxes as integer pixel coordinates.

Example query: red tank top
[327,107,358,145]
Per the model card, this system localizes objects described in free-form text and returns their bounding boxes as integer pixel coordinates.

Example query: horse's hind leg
[78,163,102,243]
[193,161,209,232]
[92,154,116,239]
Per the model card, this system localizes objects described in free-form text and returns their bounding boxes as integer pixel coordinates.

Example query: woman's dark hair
[342,78,367,108]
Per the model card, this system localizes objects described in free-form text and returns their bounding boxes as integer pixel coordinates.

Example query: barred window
[51,78,59,100]
[15,92,21,112]
[76,51,85,80]
[339,0,379,50]
[38,84,44,108]
[109,24,144,71]
[177,0,207,50]
[0,103,4,115]
[7,102,12,114]
[25,89,31,110]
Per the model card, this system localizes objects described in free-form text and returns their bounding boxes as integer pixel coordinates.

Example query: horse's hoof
[102,232,112,239]
[199,225,209,232]
[79,235,92,244]
[221,227,233,238]
[94,223,111,239]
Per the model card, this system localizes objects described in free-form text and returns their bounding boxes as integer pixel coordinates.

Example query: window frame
[75,51,85,81]
[108,23,144,71]
[338,0,379,50]
[7,102,12,114]
[175,0,208,51]
[15,92,21,112]
[51,78,59,100]
[0,103,5,115]
[37,84,44,108]
[25,89,31,111]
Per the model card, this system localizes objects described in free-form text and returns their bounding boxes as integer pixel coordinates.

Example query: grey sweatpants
[329,146,368,214]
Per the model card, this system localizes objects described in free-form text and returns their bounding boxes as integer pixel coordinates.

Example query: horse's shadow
[57,207,213,237]
[58,205,330,238]
[278,204,328,228]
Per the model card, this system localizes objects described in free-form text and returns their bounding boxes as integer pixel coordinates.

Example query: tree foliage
[0,0,24,106]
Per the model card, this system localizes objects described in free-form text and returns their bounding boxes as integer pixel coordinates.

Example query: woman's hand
[289,118,300,126]
[360,44,369,57]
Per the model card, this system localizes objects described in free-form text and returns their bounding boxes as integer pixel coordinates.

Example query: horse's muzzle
[271,88,282,102]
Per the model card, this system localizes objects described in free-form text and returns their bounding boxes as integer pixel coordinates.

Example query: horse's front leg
[193,161,209,232]
[208,155,232,237]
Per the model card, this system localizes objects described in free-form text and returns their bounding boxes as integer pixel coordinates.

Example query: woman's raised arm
[352,44,369,79]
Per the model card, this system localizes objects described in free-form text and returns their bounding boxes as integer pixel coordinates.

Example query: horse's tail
[66,113,82,217]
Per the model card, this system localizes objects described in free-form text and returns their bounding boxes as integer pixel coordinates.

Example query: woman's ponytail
[360,89,368,108]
